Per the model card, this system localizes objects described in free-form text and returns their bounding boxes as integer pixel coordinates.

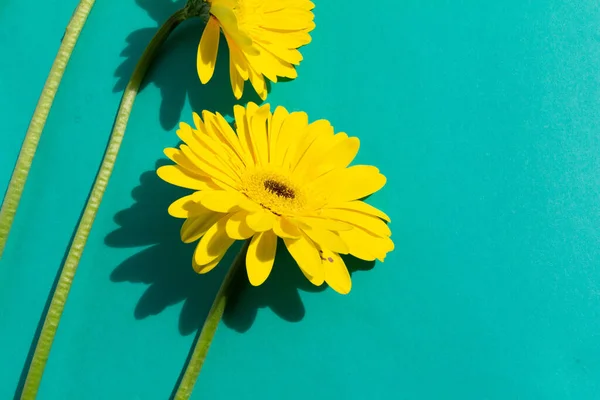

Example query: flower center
[263,179,295,199]
[241,169,305,215]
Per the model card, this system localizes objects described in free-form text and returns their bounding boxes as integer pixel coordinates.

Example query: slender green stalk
[0,0,96,259]
[173,242,249,400]
[19,10,187,399]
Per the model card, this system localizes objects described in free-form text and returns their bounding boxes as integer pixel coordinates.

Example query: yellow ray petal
[302,226,348,254]
[157,165,214,191]
[299,135,360,182]
[225,210,255,239]
[268,106,289,161]
[246,209,276,232]
[181,212,223,243]
[247,65,267,100]
[180,145,240,190]
[229,51,244,99]
[164,149,220,191]
[168,195,203,219]
[320,208,391,237]
[322,250,352,295]
[260,9,314,31]
[246,230,277,286]
[253,27,312,48]
[210,5,253,49]
[310,165,387,204]
[283,234,323,284]
[234,104,256,167]
[250,104,271,165]
[273,111,308,167]
[224,31,249,80]
[273,216,301,239]
[263,0,315,12]
[195,190,242,213]
[197,114,246,176]
[197,17,220,84]
[326,201,391,223]
[193,250,226,274]
[185,121,244,178]
[291,119,335,173]
[194,215,235,265]
[337,227,394,262]
[293,215,353,232]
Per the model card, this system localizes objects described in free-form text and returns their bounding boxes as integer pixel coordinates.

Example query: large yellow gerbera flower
[197,0,315,100]
[157,103,394,294]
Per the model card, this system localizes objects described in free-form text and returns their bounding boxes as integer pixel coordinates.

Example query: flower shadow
[115,0,266,130]
[106,159,348,335]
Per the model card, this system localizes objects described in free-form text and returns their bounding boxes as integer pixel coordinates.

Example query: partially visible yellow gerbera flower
[197,0,315,100]
[157,103,394,294]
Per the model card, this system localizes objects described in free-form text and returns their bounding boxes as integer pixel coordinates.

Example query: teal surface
[2,0,600,398]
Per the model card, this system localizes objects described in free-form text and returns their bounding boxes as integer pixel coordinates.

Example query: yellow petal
[246,230,277,286]
[337,227,395,262]
[246,209,275,232]
[163,149,219,191]
[225,210,255,240]
[327,201,391,223]
[290,119,333,170]
[180,145,239,190]
[300,135,360,182]
[320,208,391,237]
[260,9,314,31]
[272,111,308,167]
[224,32,249,80]
[250,104,271,165]
[310,165,387,204]
[211,5,255,51]
[229,51,244,99]
[157,165,214,191]
[302,226,348,254]
[195,190,241,213]
[207,111,248,169]
[283,234,323,284]
[193,215,235,265]
[197,17,220,84]
[273,216,301,239]
[168,195,203,218]
[322,250,352,295]
[176,122,195,144]
[247,65,267,100]
[234,104,256,167]
[193,251,226,274]
[293,215,353,232]
[268,106,289,161]
[181,212,222,243]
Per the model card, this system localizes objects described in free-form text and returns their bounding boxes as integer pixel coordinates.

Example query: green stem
[19,10,187,399]
[0,0,96,259]
[173,242,249,400]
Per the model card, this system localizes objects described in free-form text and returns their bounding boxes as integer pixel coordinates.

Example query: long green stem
[0,0,96,259]
[19,10,187,399]
[173,242,249,400]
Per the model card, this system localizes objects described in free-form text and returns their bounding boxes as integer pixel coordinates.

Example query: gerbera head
[197,0,315,100]
[157,103,394,294]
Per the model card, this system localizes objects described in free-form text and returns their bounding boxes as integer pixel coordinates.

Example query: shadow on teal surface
[114,0,266,130]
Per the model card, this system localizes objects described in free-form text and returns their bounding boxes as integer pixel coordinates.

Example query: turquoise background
[2,0,600,398]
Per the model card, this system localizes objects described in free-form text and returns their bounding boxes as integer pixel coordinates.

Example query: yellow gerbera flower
[197,0,315,100]
[157,103,394,294]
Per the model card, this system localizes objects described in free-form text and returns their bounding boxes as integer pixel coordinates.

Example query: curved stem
[0,0,96,259]
[173,242,249,400]
[19,10,187,399]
